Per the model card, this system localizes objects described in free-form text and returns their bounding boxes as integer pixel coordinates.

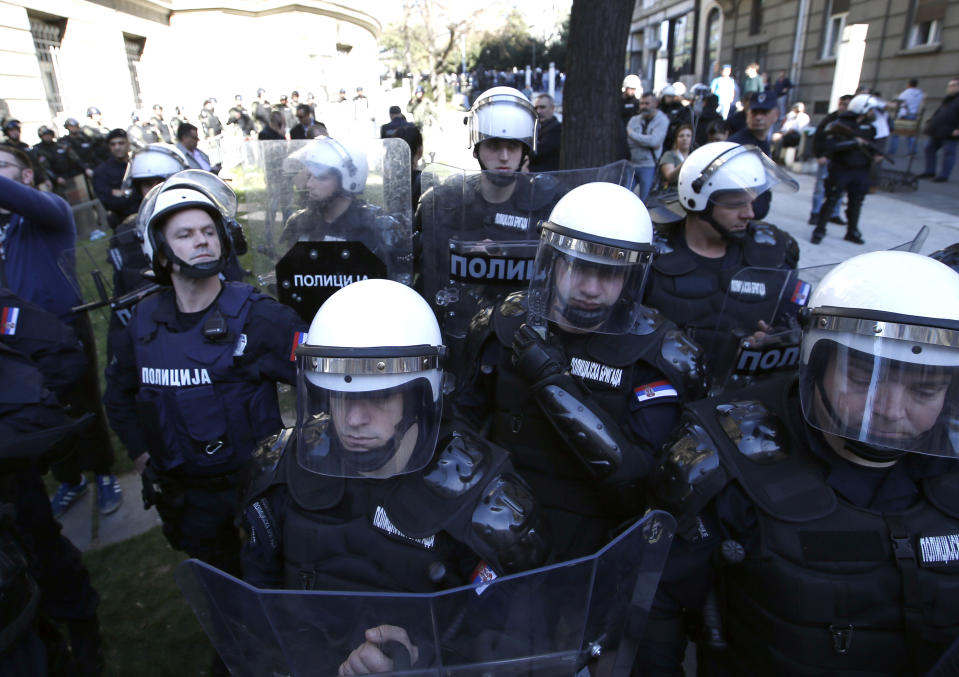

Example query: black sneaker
[917,173,935,179]
[828,216,847,225]
[811,229,825,244]
[932,177,948,183]
[844,231,865,244]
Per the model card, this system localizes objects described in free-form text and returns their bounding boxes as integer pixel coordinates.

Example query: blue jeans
[925,137,958,179]
[633,165,657,202]
[811,162,841,217]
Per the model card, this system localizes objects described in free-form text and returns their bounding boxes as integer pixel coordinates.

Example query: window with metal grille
[28,13,67,116]
[124,34,146,111]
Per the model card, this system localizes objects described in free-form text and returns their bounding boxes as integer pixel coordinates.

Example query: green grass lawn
[83,527,213,676]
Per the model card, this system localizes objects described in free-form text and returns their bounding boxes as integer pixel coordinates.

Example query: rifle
[826,120,894,164]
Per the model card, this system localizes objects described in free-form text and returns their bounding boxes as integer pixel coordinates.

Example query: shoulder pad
[658,328,708,400]
[421,431,499,499]
[515,172,560,211]
[469,471,551,574]
[217,282,254,317]
[649,416,729,537]
[742,224,793,268]
[629,305,666,336]
[651,241,697,276]
[715,400,788,463]
[924,467,959,519]
[490,290,528,347]
[651,228,675,255]
[242,427,294,504]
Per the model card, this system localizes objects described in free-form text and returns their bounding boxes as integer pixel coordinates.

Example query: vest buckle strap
[205,440,224,455]
[891,535,916,561]
[829,624,854,655]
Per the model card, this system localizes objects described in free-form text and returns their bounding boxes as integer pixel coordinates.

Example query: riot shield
[176,509,676,677]
[709,264,836,393]
[221,137,412,321]
[418,161,634,347]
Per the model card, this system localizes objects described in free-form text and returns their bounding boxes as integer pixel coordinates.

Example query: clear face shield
[527,224,654,334]
[294,345,444,479]
[800,313,959,458]
[696,144,799,208]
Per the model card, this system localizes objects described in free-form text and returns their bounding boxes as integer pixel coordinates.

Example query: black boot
[811,227,826,244]
[844,229,865,244]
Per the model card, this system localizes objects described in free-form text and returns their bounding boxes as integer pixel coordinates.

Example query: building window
[669,11,695,78]
[703,8,722,81]
[28,13,67,116]
[124,34,146,111]
[821,0,849,60]
[905,0,944,48]
[749,0,764,36]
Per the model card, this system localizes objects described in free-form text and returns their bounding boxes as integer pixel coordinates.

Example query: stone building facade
[1,0,382,137]
[628,0,957,122]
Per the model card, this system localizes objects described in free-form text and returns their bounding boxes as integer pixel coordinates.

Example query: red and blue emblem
[289,331,308,361]
[634,379,678,404]
[1,306,20,336]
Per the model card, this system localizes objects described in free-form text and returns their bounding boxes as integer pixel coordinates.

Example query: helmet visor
[157,169,238,218]
[294,348,443,478]
[800,315,959,458]
[527,226,654,334]
[698,144,799,206]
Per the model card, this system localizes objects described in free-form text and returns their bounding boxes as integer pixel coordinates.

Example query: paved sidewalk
[59,472,161,551]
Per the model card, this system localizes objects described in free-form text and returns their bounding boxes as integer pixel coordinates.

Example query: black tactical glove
[511,324,566,384]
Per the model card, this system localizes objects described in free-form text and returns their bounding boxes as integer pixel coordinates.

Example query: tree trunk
[560,0,633,169]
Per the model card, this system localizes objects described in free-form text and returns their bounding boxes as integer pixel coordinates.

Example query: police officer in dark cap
[644,142,800,386]
[61,117,104,170]
[728,91,780,220]
[149,104,173,143]
[241,280,549,623]
[640,250,959,677]
[452,182,705,560]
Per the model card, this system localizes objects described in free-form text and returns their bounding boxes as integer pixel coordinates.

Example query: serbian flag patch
[470,560,498,595]
[790,280,812,306]
[1,306,20,336]
[289,331,308,361]
[634,379,678,404]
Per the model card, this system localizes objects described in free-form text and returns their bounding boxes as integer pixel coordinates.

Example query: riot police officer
[642,250,959,676]
[241,281,549,632]
[103,171,306,579]
[281,136,409,284]
[644,142,801,386]
[198,98,223,139]
[451,182,705,560]
[0,291,104,676]
[811,93,883,245]
[33,125,85,194]
[417,86,564,348]
[2,119,52,190]
[61,117,105,170]
[149,104,172,144]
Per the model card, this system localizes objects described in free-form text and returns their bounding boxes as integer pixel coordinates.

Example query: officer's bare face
[162,208,221,268]
[746,107,775,135]
[709,192,754,231]
[554,258,625,316]
[331,391,404,451]
[476,139,523,173]
[307,170,339,201]
[822,353,950,443]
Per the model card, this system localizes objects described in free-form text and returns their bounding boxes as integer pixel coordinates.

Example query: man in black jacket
[529,94,561,171]
[919,79,959,183]
[809,94,852,225]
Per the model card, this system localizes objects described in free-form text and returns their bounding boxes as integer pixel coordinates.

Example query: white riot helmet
[467,86,538,153]
[136,170,235,283]
[847,93,886,116]
[528,182,655,334]
[677,142,798,239]
[122,144,189,196]
[799,251,959,460]
[285,136,369,194]
[622,74,642,93]
[295,279,446,479]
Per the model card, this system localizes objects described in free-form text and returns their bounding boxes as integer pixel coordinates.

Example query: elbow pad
[469,472,551,574]
[533,378,647,481]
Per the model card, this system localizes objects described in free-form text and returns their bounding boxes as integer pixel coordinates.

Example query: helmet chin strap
[560,303,613,330]
[701,203,747,243]
[814,380,906,463]
[158,241,226,280]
